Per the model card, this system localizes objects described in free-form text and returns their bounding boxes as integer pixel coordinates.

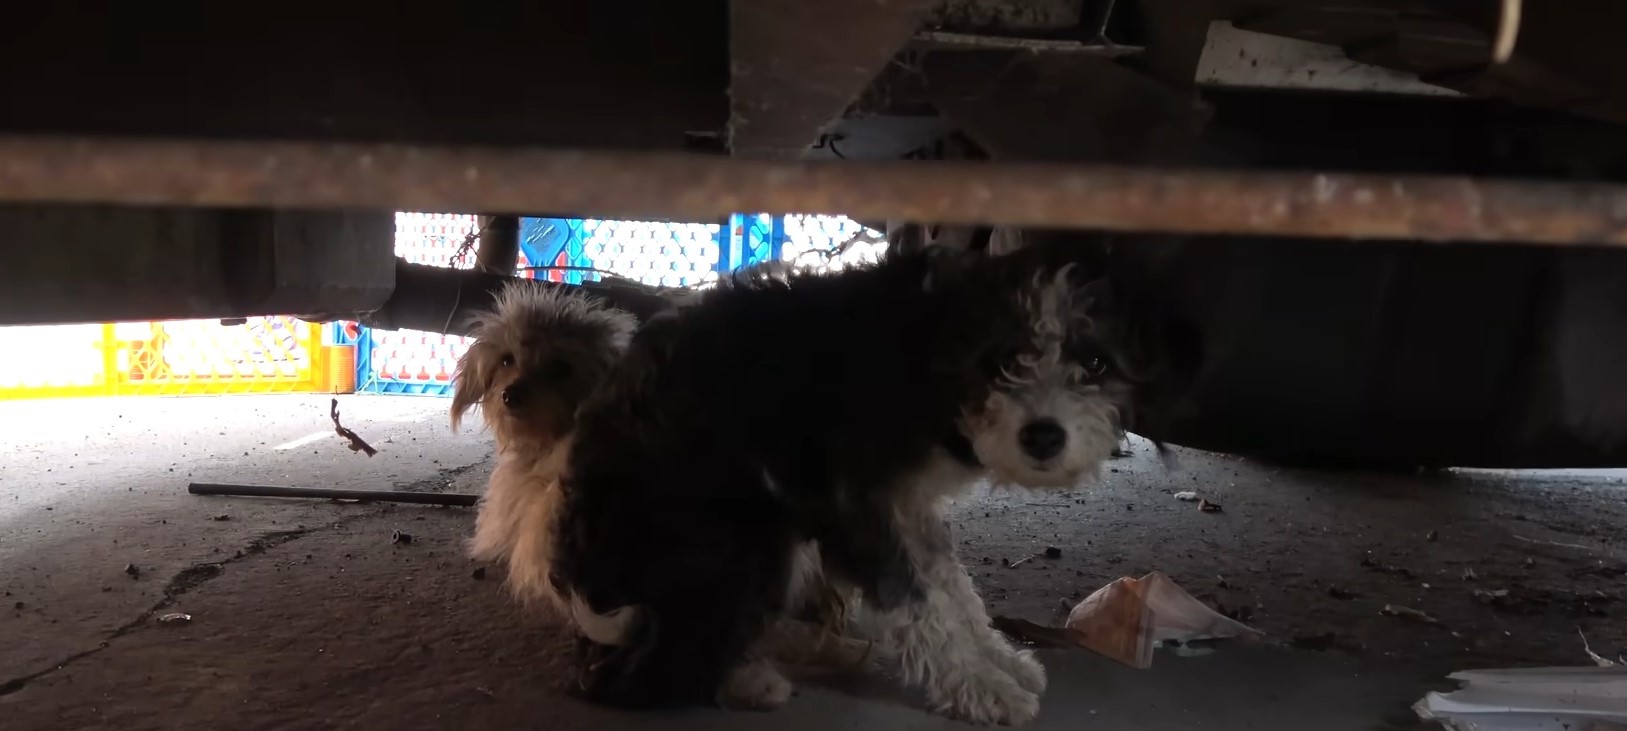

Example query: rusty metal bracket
[4,135,1627,245]
[474,215,521,276]
[339,259,683,337]
[729,0,940,158]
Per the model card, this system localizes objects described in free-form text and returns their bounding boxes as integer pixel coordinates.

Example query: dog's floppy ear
[1080,254,1188,389]
[450,342,495,432]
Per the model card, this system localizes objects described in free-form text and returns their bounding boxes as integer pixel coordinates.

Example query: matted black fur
[551,243,1126,709]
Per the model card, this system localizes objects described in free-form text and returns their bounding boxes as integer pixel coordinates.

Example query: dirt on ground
[1,398,1623,731]
[966,447,1626,672]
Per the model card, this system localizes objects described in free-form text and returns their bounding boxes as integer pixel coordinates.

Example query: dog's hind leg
[574,579,779,710]
[568,489,799,711]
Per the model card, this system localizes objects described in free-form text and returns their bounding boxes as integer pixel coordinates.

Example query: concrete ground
[1,394,1623,731]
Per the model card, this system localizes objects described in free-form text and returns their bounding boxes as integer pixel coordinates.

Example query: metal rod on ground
[188,482,479,507]
[3,135,1627,244]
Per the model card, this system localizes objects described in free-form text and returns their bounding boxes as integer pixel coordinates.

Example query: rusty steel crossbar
[3,135,1627,244]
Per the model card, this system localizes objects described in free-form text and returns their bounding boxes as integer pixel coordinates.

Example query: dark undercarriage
[5,1,1627,469]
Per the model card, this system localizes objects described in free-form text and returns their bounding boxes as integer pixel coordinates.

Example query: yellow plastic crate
[0,317,351,400]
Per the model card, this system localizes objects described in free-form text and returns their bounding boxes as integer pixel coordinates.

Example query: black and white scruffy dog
[551,242,1137,724]
[452,281,636,612]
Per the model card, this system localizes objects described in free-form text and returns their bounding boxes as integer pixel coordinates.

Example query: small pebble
[1043,546,1062,560]
[391,530,414,545]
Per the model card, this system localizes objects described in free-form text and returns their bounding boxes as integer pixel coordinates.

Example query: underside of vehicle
[4,0,1627,469]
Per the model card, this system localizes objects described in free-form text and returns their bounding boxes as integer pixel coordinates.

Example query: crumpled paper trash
[1413,666,1627,731]
[1064,571,1263,668]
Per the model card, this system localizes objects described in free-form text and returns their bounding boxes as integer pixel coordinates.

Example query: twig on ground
[330,398,378,457]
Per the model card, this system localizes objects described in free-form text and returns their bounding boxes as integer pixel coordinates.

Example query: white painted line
[273,431,333,451]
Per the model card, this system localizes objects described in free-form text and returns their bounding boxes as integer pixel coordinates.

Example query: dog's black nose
[501,386,522,407]
[1018,419,1067,461]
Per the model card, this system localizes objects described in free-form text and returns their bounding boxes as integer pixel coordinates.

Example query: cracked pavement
[0,394,492,691]
[2,394,1624,730]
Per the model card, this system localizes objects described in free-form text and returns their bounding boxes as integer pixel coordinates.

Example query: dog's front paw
[998,649,1047,696]
[718,658,794,711]
[983,629,1047,695]
[932,672,1041,726]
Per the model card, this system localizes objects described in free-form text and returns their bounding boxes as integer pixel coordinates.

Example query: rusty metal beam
[4,135,1627,245]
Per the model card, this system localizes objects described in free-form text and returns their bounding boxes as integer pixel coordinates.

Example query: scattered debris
[1462,567,1478,581]
[1290,632,1338,651]
[157,612,193,626]
[1513,534,1596,552]
[1215,601,1254,625]
[330,398,378,457]
[1414,665,1627,731]
[1580,629,1617,668]
[471,567,487,581]
[1473,586,1612,617]
[1063,571,1263,669]
[1427,530,1439,542]
[210,514,231,521]
[12,601,23,610]
[1173,491,1200,502]
[1382,604,1440,625]
[991,616,1075,649]
[123,563,141,579]
[1327,586,1358,600]
[1198,499,1223,514]
[1009,546,1064,568]
[391,530,414,545]
[1360,552,1415,579]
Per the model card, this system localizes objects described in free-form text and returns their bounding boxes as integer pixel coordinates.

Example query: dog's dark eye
[1084,357,1108,377]
[499,353,515,367]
